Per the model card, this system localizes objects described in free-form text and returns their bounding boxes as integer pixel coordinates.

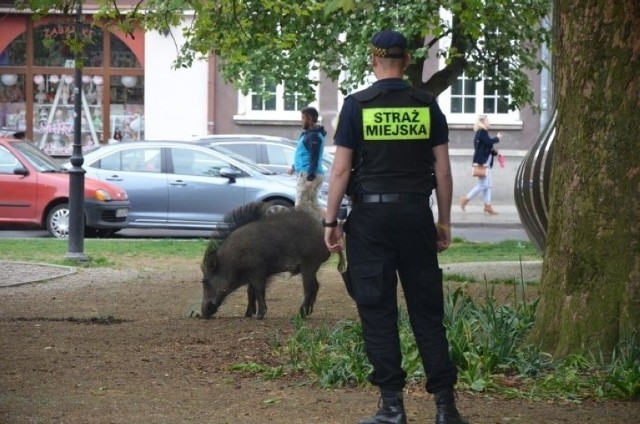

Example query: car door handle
[170,180,187,186]
[106,175,124,181]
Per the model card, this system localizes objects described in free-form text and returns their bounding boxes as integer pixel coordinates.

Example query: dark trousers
[343,202,457,393]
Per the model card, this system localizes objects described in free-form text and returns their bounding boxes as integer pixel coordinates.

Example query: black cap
[370,30,408,58]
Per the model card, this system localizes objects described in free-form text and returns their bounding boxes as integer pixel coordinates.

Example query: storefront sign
[42,24,94,40]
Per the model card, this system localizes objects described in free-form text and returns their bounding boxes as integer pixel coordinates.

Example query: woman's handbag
[472,164,488,177]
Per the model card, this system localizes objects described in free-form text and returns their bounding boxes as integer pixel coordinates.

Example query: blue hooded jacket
[294,125,326,181]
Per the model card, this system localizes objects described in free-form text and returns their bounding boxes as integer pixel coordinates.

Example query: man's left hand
[436,223,451,252]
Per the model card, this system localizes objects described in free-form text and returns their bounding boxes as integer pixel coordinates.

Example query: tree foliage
[18,0,551,109]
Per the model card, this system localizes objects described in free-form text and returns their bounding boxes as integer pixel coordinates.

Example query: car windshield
[207,145,276,175]
[13,141,67,172]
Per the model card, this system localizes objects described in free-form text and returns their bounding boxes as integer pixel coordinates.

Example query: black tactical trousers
[343,201,458,393]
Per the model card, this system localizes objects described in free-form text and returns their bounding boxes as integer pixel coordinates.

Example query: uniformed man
[323,30,469,424]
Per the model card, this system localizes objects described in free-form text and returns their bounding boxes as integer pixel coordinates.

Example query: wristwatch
[322,218,338,228]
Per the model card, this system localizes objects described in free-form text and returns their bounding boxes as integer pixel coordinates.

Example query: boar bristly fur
[201,202,330,320]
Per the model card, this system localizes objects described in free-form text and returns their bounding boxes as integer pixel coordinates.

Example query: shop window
[33,74,104,155]
[34,23,103,67]
[0,17,145,153]
[110,34,141,68]
[0,74,26,132]
[109,75,144,142]
[0,34,27,66]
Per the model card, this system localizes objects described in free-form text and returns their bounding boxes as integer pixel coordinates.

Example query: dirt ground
[1,259,638,424]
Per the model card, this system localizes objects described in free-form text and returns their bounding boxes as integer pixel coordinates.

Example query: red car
[0,133,130,238]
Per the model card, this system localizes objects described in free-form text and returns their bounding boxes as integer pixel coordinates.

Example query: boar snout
[201,300,218,319]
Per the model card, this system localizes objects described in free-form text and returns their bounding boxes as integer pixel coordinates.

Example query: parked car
[0,133,130,238]
[191,134,348,218]
[65,141,309,231]
[191,134,334,174]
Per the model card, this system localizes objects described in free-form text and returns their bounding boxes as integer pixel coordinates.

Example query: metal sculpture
[514,111,555,254]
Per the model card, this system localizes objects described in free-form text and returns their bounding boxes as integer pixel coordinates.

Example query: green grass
[440,239,540,264]
[0,238,540,268]
[0,238,209,267]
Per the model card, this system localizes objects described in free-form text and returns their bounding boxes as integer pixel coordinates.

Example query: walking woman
[459,114,502,215]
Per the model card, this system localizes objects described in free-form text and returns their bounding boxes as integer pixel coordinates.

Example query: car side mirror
[13,166,29,176]
[219,167,242,183]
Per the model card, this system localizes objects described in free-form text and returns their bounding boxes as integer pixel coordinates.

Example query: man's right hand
[324,227,344,252]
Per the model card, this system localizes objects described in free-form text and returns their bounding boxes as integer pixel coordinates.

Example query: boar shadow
[201,202,332,320]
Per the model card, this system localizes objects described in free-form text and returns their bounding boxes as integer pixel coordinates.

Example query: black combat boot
[434,390,469,424]
[358,391,407,424]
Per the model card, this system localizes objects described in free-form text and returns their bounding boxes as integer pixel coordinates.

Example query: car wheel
[46,204,70,239]
[264,199,293,215]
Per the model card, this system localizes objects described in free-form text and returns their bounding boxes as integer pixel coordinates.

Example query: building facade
[0,7,548,162]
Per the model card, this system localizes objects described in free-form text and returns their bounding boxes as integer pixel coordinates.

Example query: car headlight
[94,189,113,202]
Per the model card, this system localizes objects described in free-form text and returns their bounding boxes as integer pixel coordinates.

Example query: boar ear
[210,253,217,270]
[207,251,218,270]
[201,253,217,276]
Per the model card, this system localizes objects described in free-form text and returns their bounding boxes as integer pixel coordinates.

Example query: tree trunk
[528,0,640,356]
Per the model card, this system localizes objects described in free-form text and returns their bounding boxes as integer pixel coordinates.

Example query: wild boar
[201,202,332,319]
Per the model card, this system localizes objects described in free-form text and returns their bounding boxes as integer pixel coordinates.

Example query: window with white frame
[337,72,376,111]
[438,69,520,126]
[437,10,521,127]
[235,74,319,124]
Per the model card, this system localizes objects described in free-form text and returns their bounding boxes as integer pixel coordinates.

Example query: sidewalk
[0,261,76,288]
[441,203,522,229]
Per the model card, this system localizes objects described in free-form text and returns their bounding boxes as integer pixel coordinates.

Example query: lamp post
[65,2,88,261]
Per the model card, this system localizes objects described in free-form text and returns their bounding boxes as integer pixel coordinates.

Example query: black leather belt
[352,193,429,204]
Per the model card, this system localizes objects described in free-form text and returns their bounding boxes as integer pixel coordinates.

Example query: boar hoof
[299,305,313,319]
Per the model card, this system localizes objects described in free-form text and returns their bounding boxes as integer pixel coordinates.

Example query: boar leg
[299,265,320,318]
[245,285,257,318]
[252,280,268,319]
[243,277,268,319]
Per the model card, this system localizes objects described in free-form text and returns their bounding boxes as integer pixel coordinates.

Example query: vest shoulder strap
[408,87,434,105]
[350,86,382,103]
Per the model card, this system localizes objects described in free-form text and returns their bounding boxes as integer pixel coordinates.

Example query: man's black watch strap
[322,218,338,228]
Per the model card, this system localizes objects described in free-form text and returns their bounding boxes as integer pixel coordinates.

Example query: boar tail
[337,250,347,274]
[336,250,351,289]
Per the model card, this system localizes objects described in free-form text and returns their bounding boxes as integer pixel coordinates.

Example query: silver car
[67,141,303,230]
[191,134,334,175]
[191,135,348,218]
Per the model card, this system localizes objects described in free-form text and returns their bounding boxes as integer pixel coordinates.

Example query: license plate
[116,208,129,218]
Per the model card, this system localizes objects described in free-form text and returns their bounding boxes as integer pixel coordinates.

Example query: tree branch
[422,14,471,97]
[425,30,450,50]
